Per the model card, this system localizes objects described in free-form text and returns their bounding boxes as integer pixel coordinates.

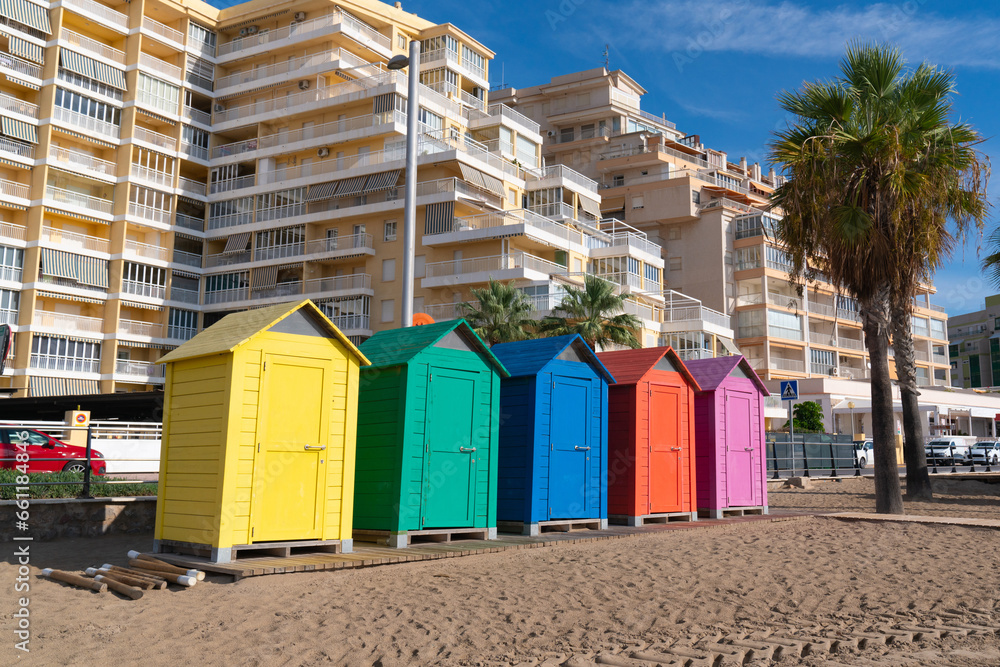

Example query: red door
[649,384,684,513]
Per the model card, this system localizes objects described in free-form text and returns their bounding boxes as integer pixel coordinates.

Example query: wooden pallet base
[352,526,496,548]
[698,506,768,519]
[498,518,608,536]
[608,511,697,526]
[154,538,347,564]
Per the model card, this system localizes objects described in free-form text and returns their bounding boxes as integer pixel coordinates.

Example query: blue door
[549,376,591,519]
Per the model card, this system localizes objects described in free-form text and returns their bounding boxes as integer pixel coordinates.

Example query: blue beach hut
[490,334,615,536]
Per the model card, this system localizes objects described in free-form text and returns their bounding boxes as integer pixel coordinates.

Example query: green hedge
[0,469,157,499]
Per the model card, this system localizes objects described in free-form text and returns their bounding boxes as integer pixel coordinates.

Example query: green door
[422,366,479,528]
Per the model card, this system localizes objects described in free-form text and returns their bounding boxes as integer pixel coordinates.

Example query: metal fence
[765,432,861,478]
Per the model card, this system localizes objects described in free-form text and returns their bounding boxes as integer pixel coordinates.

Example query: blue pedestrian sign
[780,380,798,401]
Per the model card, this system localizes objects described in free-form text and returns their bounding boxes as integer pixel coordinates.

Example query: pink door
[649,385,683,513]
[725,391,757,507]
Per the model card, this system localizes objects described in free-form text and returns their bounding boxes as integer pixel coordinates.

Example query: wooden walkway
[148,513,807,581]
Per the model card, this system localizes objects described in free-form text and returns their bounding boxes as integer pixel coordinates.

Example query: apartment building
[946,294,1000,388]
[0,0,730,398]
[493,68,951,385]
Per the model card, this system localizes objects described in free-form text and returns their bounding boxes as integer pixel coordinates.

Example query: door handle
[670,447,682,451]
[304,445,326,451]
[460,446,476,453]
[575,446,590,451]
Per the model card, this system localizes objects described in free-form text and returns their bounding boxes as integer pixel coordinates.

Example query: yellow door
[250,353,332,542]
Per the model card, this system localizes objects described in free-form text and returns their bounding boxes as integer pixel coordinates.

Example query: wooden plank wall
[497,376,534,523]
[606,384,638,517]
[693,388,720,509]
[354,366,405,531]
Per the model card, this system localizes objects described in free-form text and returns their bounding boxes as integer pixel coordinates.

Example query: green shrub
[0,469,157,499]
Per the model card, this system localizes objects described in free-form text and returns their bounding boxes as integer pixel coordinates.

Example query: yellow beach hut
[152,300,369,563]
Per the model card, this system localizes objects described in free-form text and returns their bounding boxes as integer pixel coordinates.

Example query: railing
[459,89,486,111]
[166,324,197,340]
[53,106,120,139]
[838,337,865,351]
[256,242,306,262]
[35,310,103,334]
[438,209,587,247]
[837,308,861,322]
[770,358,806,373]
[181,106,211,126]
[203,287,248,304]
[328,314,370,331]
[45,186,113,215]
[122,281,166,299]
[136,90,178,116]
[305,234,374,255]
[810,362,838,376]
[249,282,304,299]
[0,91,38,119]
[115,360,165,379]
[699,197,759,214]
[179,143,209,161]
[0,178,29,200]
[607,232,661,258]
[174,214,205,232]
[532,164,599,194]
[424,252,568,279]
[0,221,25,243]
[128,202,171,226]
[205,250,251,268]
[30,356,100,373]
[64,0,129,30]
[49,145,116,178]
[118,319,161,337]
[483,102,538,133]
[527,201,596,223]
[635,108,677,130]
[808,302,836,318]
[131,164,174,189]
[125,239,168,262]
[0,52,41,79]
[41,227,109,254]
[769,325,803,342]
[216,48,365,90]
[303,273,372,294]
[141,17,183,45]
[178,176,206,197]
[216,10,389,58]
[169,287,199,304]
[61,29,126,65]
[0,136,34,160]
[171,250,202,268]
[932,353,948,364]
[210,175,256,194]
[139,53,181,80]
[0,264,22,283]
[132,126,177,152]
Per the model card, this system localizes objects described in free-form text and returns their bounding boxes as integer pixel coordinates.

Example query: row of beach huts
[152,301,769,563]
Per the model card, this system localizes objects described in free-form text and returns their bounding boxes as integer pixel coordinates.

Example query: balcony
[0,137,34,161]
[125,240,168,262]
[136,91,178,117]
[205,250,251,268]
[131,164,174,189]
[175,214,205,232]
[30,356,100,373]
[304,234,374,261]
[210,175,256,195]
[41,227,109,254]
[64,0,129,31]
[182,106,211,126]
[0,178,29,203]
[128,202,171,227]
[216,10,390,60]
[45,186,113,216]
[0,52,41,80]
[178,176,206,198]
[423,252,568,288]
[0,221,25,243]
[327,314,370,332]
[838,337,865,351]
[770,358,806,374]
[0,92,38,120]
[61,29,126,65]
[49,145,117,179]
[132,127,177,152]
[118,319,162,338]
[425,209,596,251]
[122,281,166,300]
[141,17,184,49]
[216,47,366,93]
[421,47,487,87]
[53,106,120,140]
[166,325,197,341]
[0,265,22,283]
[35,310,103,336]
[528,164,599,196]
[115,359,165,381]
[810,362,839,376]
[138,53,182,81]
[171,250,202,268]
[169,287,200,305]
[179,143,209,162]
[468,103,540,137]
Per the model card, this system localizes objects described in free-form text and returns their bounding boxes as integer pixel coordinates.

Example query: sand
[4,478,999,666]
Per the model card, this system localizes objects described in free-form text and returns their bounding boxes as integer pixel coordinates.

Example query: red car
[0,427,105,475]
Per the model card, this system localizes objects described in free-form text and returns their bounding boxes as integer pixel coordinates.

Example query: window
[735,212,779,239]
[414,255,426,279]
[768,309,802,340]
[735,246,761,271]
[397,34,407,50]
[930,318,946,339]
[737,309,764,339]
[188,22,217,53]
[417,107,443,132]
[31,336,101,372]
[632,195,644,209]
[325,228,339,250]
[256,187,306,222]
[581,123,595,139]
[911,315,929,338]
[384,220,397,242]
[692,190,701,204]
[352,224,366,247]
[668,257,682,272]
[668,226,681,240]
[186,56,215,90]
[560,127,574,144]
[168,308,198,341]
[208,196,254,230]
[0,246,23,282]
[765,245,793,272]
[644,264,661,286]
[461,45,485,79]
[255,226,304,260]
[57,70,123,103]
[122,262,166,298]
[381,299,395,323]
[515,135,538,168]
[612,174,624,187]
[137,73,180,115]
[382,258,396,282]
[54,87,121,127]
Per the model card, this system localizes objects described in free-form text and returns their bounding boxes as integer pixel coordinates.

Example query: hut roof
[358,319,508,376]
[683,356,768,395]
[158,300,368,365]
[491,334,615,383]
[596,347,700,390]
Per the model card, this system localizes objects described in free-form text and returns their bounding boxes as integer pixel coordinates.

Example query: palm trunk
[890,297,933,500]
[862,290,905,514]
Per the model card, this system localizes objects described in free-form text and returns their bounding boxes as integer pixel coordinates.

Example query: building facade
[947,294,1000,388]
[492,68,951,385]
[0,0,734,398]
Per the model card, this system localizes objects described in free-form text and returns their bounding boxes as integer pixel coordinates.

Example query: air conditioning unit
[239,27,248,37]
[213,103,225,112]
[546,130,556,137]
[317,147,330,157]
[294,11,307,21]
[246,26,259,35]
[298,80,311,90]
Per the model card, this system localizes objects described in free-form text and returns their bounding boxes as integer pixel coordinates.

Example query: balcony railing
[45,186,113,215]
[132,126,177,152]
[61,29,126,65]
[115,359,165,379]
[303,273,372,294]
[531,164,599,194]
[0,52,41,79]
[484,103,539,134]
[178,176,206,197]
[122,281,166,299]
[770,358,806,373]
[0,137,35,160]
[0,178,29,200]
[179,143,209,161]
[128,202,171,226]
[171,250,202,268]
[0,92,38,119]
[839,337,864,351]
[41,227,109,254]
[607,232,661,258]
[141,17,183,46]
[35,310,103,334]
[30,356,100,373]
[181,106,211,126]
[210,175,256,194]
[424,252,568,279]
[118,319,161,337]
[125,239,168,262]
[0,221,25,243]
[138,53,181,80]
[0,265,22,283]
[205,250,251,268]
[64,0,128,30]
[328,314,370,331]
[166,325,197,340]
[169,287,199,304]
[136,91,178,116]
[216,48,366,91]
[304,234,373,257]
[131,164,174,189]
[50,145,117,178]
[53,106,120,139]
[175,214,205,232]
[216,10,389,58]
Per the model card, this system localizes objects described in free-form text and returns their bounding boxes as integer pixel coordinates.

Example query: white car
[968,442,1000,466]
[853,440,873,468]
[924,438,970,465]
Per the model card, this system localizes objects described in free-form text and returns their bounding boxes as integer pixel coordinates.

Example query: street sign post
[780,381,799,475]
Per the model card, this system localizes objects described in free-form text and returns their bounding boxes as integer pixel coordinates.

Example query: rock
[783,477,812,490]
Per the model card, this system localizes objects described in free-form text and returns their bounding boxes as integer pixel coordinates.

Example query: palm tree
[458,279,537,346]
[538,274,642,350]
[770,43,961,513]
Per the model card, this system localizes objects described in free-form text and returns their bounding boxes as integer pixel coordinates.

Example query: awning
[8,35,43,64]
[458,163,486,190]
[30,376,100,398]
[40,247,77,280]
[51,125,116,149]
[222,232,251,255]
[719,337,741,356]
[121,300,163,311]
[77,255,109,289]
[252,264,278,290]
[0,0,51,34]
[334,175,368,197]
[364,169,401,194]
[1,116,37,144]
[92,59,126,91]
[5,74,39,90]
[305,181,338,202]
[59,48,94,80]
[35,290,105,304]
[171,269,200,280]
[579,195,602,219]
[136,107,177,124]
[423,201,455,234]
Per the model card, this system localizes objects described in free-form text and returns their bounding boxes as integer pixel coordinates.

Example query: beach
[3,477,998,666]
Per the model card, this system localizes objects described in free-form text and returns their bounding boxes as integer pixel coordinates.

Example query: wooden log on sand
[41,569,106,593]
[126,560,197,586]
[93,575,143,600]
[85,568,156,590]
[127,552,204,580]
[101,564,168,584]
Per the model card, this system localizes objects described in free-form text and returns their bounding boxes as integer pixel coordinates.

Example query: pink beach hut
[684,356,769,518]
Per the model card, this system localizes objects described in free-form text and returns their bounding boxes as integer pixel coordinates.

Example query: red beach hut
[684,356,769,518]
[597,347,700,525]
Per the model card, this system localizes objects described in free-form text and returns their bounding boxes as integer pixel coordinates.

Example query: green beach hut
[353,320,509,548]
